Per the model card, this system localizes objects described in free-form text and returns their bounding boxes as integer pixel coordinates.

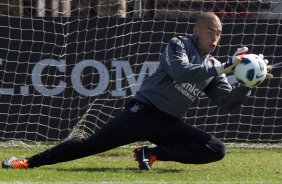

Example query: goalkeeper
[2,12,272,170]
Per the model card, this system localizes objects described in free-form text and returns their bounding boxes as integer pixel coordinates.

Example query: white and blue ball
[234,54,267,88]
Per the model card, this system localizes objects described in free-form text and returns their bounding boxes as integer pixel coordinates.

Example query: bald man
[2,12,257,171]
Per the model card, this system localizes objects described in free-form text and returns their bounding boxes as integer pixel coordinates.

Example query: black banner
[0,17,281,142]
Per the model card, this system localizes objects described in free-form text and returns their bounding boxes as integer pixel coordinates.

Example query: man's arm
[203,75,250,112]
[159,37,218,83]
[160,37,247,84]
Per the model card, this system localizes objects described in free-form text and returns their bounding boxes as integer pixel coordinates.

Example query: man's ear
[193,27,199,37]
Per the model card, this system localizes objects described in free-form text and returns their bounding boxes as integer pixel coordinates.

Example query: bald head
[196,12,221,28]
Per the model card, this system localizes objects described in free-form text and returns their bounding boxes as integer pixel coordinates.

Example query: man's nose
[211,33,218,42]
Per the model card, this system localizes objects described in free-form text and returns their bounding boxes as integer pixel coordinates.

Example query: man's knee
[214,141,225,161]
[206,138,226,162]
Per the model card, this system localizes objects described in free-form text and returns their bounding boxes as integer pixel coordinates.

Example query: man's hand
[215,47,249,75]
[258,54,273,79]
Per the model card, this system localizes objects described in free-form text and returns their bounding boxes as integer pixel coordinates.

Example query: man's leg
[28,114,142,167]
[2,99,224,169]
[148,122,225,164]
[26,100,170,168]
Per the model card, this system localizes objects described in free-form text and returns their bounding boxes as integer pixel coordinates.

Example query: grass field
[0,146,281,183]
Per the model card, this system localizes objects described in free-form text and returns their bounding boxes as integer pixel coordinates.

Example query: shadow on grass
[52,167,184,173]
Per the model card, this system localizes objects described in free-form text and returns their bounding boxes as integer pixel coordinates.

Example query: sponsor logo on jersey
[174,81,202,101]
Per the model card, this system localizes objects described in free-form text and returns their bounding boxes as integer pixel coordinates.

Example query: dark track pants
[28,99,225,168]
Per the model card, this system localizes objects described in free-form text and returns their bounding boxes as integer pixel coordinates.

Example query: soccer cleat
[134,146,157,170]
[2,157,29,169]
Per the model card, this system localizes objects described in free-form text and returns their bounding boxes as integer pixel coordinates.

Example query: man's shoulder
[169,35,196,50]
[182,34,196,42]
[171,35,193,42]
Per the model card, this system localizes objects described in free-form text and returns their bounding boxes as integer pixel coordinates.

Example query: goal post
[0,0,281,146]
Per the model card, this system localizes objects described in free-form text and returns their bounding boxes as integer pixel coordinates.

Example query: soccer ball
[234,54,267,88]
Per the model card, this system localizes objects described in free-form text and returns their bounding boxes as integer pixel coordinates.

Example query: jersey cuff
[207,66,218,77]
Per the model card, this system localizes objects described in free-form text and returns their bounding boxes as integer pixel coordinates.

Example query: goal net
[0,0,281,146]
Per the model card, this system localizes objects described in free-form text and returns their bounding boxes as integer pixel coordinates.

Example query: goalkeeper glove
[214,47,249,75]
[258,54,273,79]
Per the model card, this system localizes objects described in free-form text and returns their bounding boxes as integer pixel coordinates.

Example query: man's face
[194,18,222,54]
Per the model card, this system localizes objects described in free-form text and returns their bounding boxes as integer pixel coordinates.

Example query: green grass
[0,146,281,183]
